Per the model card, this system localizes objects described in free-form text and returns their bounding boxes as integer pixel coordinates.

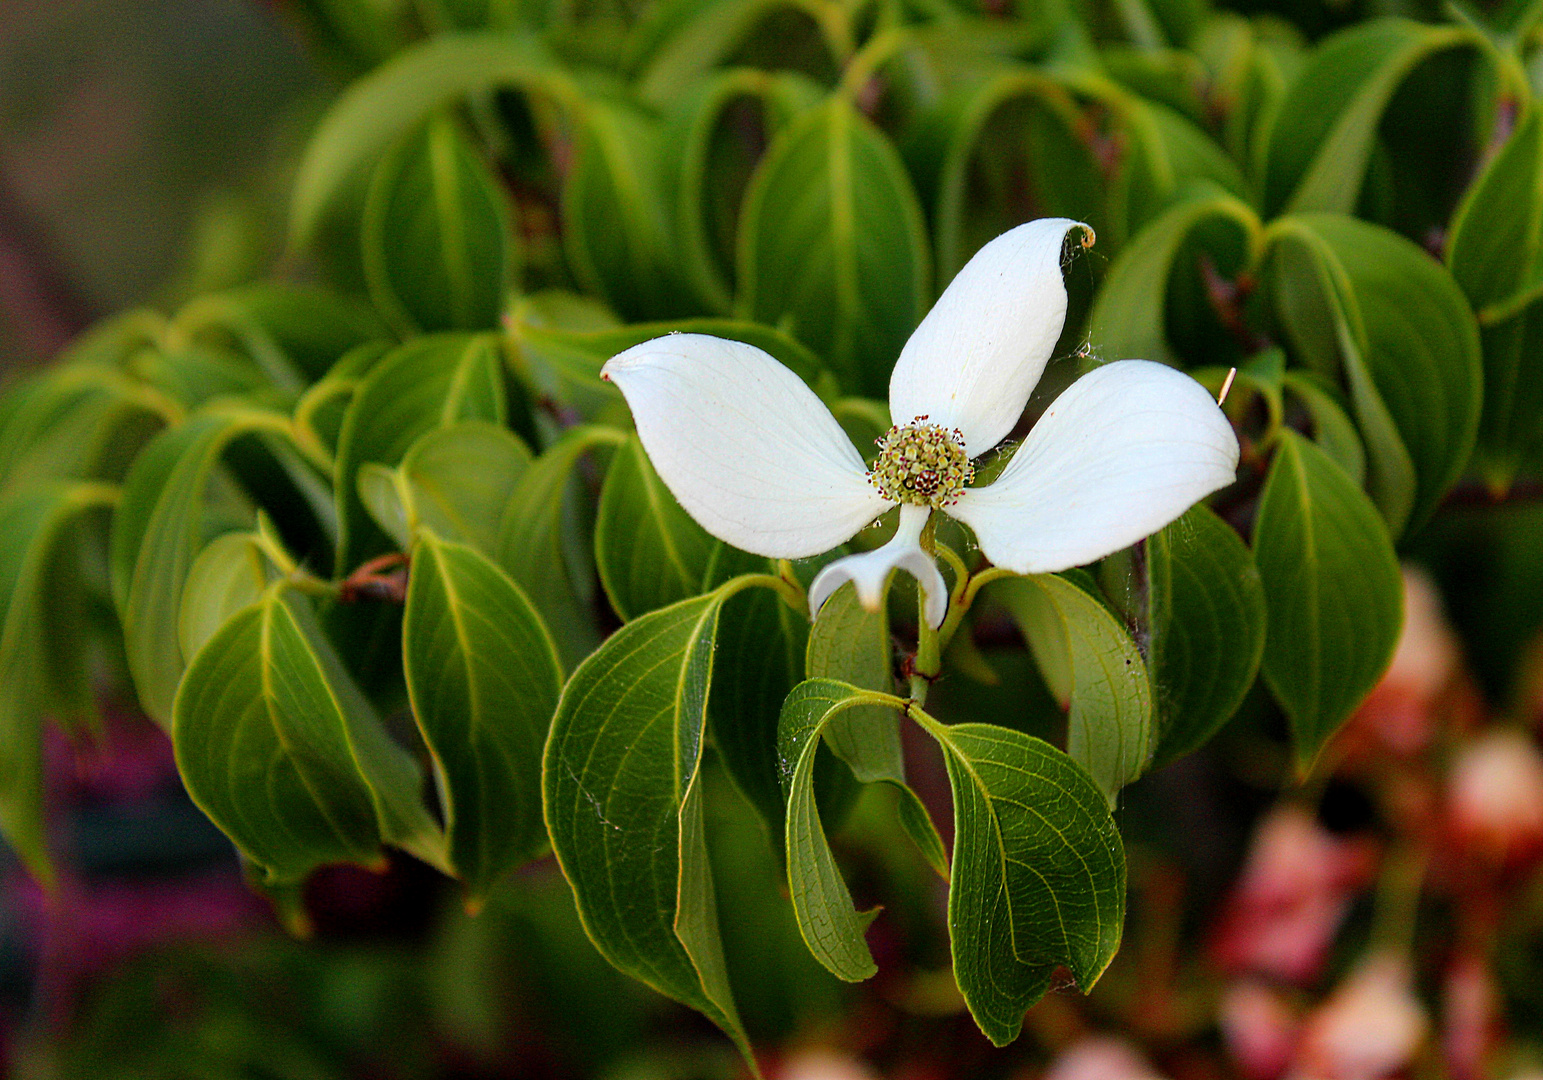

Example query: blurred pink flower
[1446,729,1543,869]
[1212,808,1376,984]
[1220,980,1301,1080]
[1043,1037,1165,1080]
[1442,951,1499,1080]
[1346,567,1460,758]
[9,869,264,982]
[1289,954,1427,1080]
[778,1049,882,1080]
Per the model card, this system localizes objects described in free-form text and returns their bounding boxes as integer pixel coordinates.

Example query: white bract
[600,218,1240,628]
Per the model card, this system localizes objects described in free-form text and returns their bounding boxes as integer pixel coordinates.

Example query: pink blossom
[777,1049,882,1080]
[1212,808,1376,983]
[1220,980,1301,1080]
[1346,567,1460,757]
[1447,729,1543,868]
[1043,1037,1165,1080]
[1289,954,1427,1080]
[1442,951,1499,1080]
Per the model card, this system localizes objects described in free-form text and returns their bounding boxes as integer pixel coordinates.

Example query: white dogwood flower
[600,218,1239,628]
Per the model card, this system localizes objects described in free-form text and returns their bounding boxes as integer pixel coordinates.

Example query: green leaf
[173,583,448,883]
[0,366,173,494]
[629,0,849,107]
[363,113,517,335]
[1253,431,1403,768]
[0,481,118,884]
[1145,505,1266,767]
[1265,213,1483,535]
[914,712,1126,1046]
[738,96,931,398]
[562,98,686,322]
[52,307,165,369]
[1089,192,1262,368]
[1191,13,1304,173]
[544,584,768,1064]
[594,435,717,621]
[1261,18,1484,216]
[403,530,562,903]
[334,334,506,572]
[177,531,275,663]
[129,343,270,408]
[289,32,573,250]
[661,68,825,312]
[1445,104,1543,490]
[908,66,1108,286]
[805,581,900,783]
[1119,98,1251,233]
[110,409,293,726]
[777,679,891,982]
[496,425,624,668]
[994,573,1154,801]
[169,284,386,385]
[804,580,945,875]
[1283,369,1367,486]
[709,580,809,837]
[366,421,534,558]
[293,341,393,463]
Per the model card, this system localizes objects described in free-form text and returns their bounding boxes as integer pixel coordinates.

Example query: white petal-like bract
[601,334,890,558]
[808,504,948,628]
[888,218,1088,457]
[950,359,1238,574]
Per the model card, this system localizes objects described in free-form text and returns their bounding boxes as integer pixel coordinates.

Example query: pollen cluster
[867,416,974,508]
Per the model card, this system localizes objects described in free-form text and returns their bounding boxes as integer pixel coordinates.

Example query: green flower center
[867,417,974,508]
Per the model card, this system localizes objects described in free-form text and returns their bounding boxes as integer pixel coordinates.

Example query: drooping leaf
[292,341,392,463]
[110,409,297,726]
[0,366,175,495]
[168,284,386,385]
[173,583,448,883]
[289,32,573,250]
[1145,505,1266,766]
[630,0,850,107]
[594,434,718,621]
[1118,97,1251,234]
[561,98,686,322]
[1261,18,1485,216]
[1089,191,1262,367]
[709,579,809,837]
[0,481,118,884]
[994,573,1154,801]
[660,68,825,312]
[334,334,507,572]
[914,711,1126,1046]
[362,113,517,335]
[496,425,624,667]
[404,530,563,904]
[777,679,892,982]
[804,579,945,874]
[1446,104,1543,491]
[805,581,900,783]
[738,95,931,398]
[1265,213,1482,535]
[1283,369,1367,486]
[177,531,276,663]
[1253,431,1403,768]
[362,421,534,558]
[903,65,1107,286]
[544,584,774,1063]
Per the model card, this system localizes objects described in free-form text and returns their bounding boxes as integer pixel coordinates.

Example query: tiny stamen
[867,417,974,508]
